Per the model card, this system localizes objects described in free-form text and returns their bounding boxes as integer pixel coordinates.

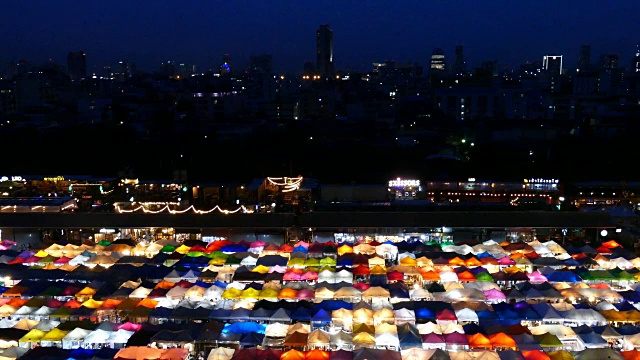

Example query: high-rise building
[159,61,176,77]
[249,54,273,74]
[454,45,466,75]
[67,51,87,81]
[599,54,619,71]
[633,45,640,73]
[316,24,334,77]
[220,54,232,74]
[578,44,591,71]
[430,48,446,73]
[543,55,563,75]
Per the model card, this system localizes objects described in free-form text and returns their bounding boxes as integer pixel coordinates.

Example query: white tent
[454,308,479,323]
[265,323,289,338]
[207,347,235,360]
[375,332,400,349]
[61,328,91,349]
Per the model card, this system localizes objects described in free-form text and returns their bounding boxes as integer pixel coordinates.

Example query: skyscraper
[430,48,446,73]
[454,45,466,75]
[316,24,334,77]
[599,54,619,72]
[633,45,640,73]
[578,44,591,71]
[220,54,232,74]
[67,51,86,81]
[543,55,562,75]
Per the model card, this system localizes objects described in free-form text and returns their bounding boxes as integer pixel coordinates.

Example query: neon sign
[0,176,23,182]
[388,178,420,187]
[524,178,559,184]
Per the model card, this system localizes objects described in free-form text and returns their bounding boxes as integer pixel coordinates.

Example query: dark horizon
[2,1,639,74]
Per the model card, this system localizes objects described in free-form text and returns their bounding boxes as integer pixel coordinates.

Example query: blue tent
[223,321,266,335]
[311,309,332,324]
[414,307,436,320]
[68,348,96,360]
[546,271,582,283]
[314,300,351,312]
[239,332,265,346]
[290,307,312,321]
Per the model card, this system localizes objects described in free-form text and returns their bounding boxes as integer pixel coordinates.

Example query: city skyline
[2,1,639,74]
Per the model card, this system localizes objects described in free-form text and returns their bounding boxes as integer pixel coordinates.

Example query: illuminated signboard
[388,178,421,187]
[524,178,559,184]
[0,176,23,182]
[44,176,65,182]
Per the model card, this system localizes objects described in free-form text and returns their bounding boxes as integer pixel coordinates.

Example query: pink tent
[54,256,72,265]
[527,271,547,283]
[301,271,318,281]
[353,282,370,291]
[117,322,142,332]
[283,272,303,281]
[249,241,266,248]
[483,289,506,300]
[293,241,309,248]
[445,332,470,346]
[422,333,445,344]
[497,257,516,266]
[297,289,315,300]
[269,265,286,274]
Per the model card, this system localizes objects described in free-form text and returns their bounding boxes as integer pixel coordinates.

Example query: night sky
[2,0,639,73]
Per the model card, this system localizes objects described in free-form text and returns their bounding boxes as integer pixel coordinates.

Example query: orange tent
[137,298,159,309]
[522,350,552,360]
[466,257,483,267]
[602,240,622,249]
[154,280,175,290]
[281,349,306,360]
[421,270,440,282]
[305,349,330,360]
[64,299,83,309]
[278,288,299,299]
[488,332,516,349]
[449,257,466,266]
[400,257,418,267]
[99,298,122,310]
[279,244,294,253]
[481,257,499,265]
[457,271,476,282]
[621,350,640,360]
[467,333,492,349]
[6,298,28,307]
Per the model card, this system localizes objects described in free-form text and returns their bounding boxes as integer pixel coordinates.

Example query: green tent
[534,332,563,348]
[97,240,111,247]
[160,244,176,253]
[475,272,494,282]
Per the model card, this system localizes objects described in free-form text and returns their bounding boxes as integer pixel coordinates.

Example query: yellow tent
[41,328,69,342]
[81,299,103,309]
[252,265,271,274]
[337,245,353,256]
[400,257,417,267]
[221,288,243,299]
[259,288,279,299]
[18,329,46,344]
[174,244,191,254]
[239,288,260,299]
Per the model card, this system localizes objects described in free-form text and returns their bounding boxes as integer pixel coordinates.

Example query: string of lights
[267,176,303,193]
[114,204,254,215]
